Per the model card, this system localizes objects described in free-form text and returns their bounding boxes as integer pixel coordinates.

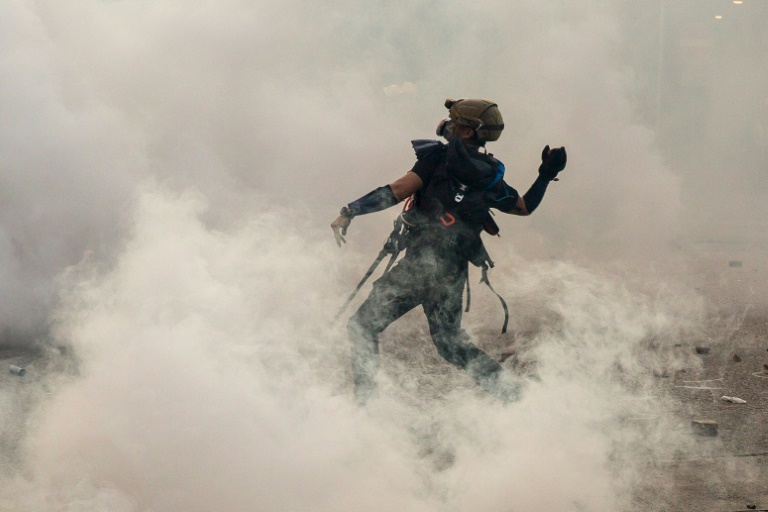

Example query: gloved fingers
[540,145,551,162]
[553,146,566,162]
[548,147,567,172]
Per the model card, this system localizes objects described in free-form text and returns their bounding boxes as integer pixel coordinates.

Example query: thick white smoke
[2,0,762,510]
[2,186,423,511]
[1,184,703,511]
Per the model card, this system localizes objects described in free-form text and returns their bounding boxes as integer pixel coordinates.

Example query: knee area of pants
[347,316,367,337]
[348,313,385,338]
[433,342,463,364]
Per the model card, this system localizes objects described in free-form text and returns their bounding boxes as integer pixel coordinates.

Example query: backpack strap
[483,160,505,191]
[482,211,500,236]
[464,267,471,313]
[463,262,509,334]
[480,264,509,334]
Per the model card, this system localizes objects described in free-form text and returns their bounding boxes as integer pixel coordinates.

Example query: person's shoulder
[411,139,445,161]
[409,140,443,183]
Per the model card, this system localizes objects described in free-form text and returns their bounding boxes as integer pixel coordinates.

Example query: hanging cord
[334,248,388,323]
[464,267,471,313]
[463,262,509,334]
[480,265,509,334]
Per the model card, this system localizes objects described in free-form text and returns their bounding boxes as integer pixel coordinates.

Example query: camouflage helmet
[445,98,504,143]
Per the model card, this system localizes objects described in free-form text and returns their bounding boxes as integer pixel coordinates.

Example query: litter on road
[9,365,26,376]
[683,378,723,383]
[691,419,718,436]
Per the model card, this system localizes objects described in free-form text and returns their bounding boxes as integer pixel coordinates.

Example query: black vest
[405,138,504,266]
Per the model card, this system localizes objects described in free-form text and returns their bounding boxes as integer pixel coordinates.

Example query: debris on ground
[721,396,747,404]
[499,349,516,363]
[9,364,26,376]
[695,346,710,354]
[733,353,742,362]
[691,419,718,436]
[728,260,742,267]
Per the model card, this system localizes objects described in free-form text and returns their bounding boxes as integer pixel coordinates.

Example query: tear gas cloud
[0,0,764,510]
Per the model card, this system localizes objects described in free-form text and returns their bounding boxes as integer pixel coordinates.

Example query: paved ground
[628,331,768,511]
[625,244,768,511]
[0,343,73,483]
[0,345,42,479]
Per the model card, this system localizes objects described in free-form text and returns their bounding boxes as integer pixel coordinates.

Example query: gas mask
[436,118,455,141]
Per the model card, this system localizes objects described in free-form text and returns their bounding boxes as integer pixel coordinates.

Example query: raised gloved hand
[538,145,567,181]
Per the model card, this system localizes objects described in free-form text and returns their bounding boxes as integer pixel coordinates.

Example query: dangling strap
[480,265,509,334]
[464,268,471,313]
[383,249,399,274]
[382,212,410,273]
[334,249,388,322]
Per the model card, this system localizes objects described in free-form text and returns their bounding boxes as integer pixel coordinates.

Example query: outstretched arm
[389,171,423,201]
[331,171,424,246]
[495,145,567,217]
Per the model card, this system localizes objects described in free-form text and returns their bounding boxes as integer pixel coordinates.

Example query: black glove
[538,145,567,181]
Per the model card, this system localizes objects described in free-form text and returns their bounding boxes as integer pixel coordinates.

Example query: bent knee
[348,307,387,339]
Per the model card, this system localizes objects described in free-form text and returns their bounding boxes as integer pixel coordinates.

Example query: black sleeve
[485,180,521,213]
[408,139,445,188]
[409,155,438,187]
[521,175,549,214]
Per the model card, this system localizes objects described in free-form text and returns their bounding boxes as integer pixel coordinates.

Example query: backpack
[404,138,509,332]
[407,138,503,259]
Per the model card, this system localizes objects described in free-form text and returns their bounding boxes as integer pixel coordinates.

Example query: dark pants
[348,250,506,404]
